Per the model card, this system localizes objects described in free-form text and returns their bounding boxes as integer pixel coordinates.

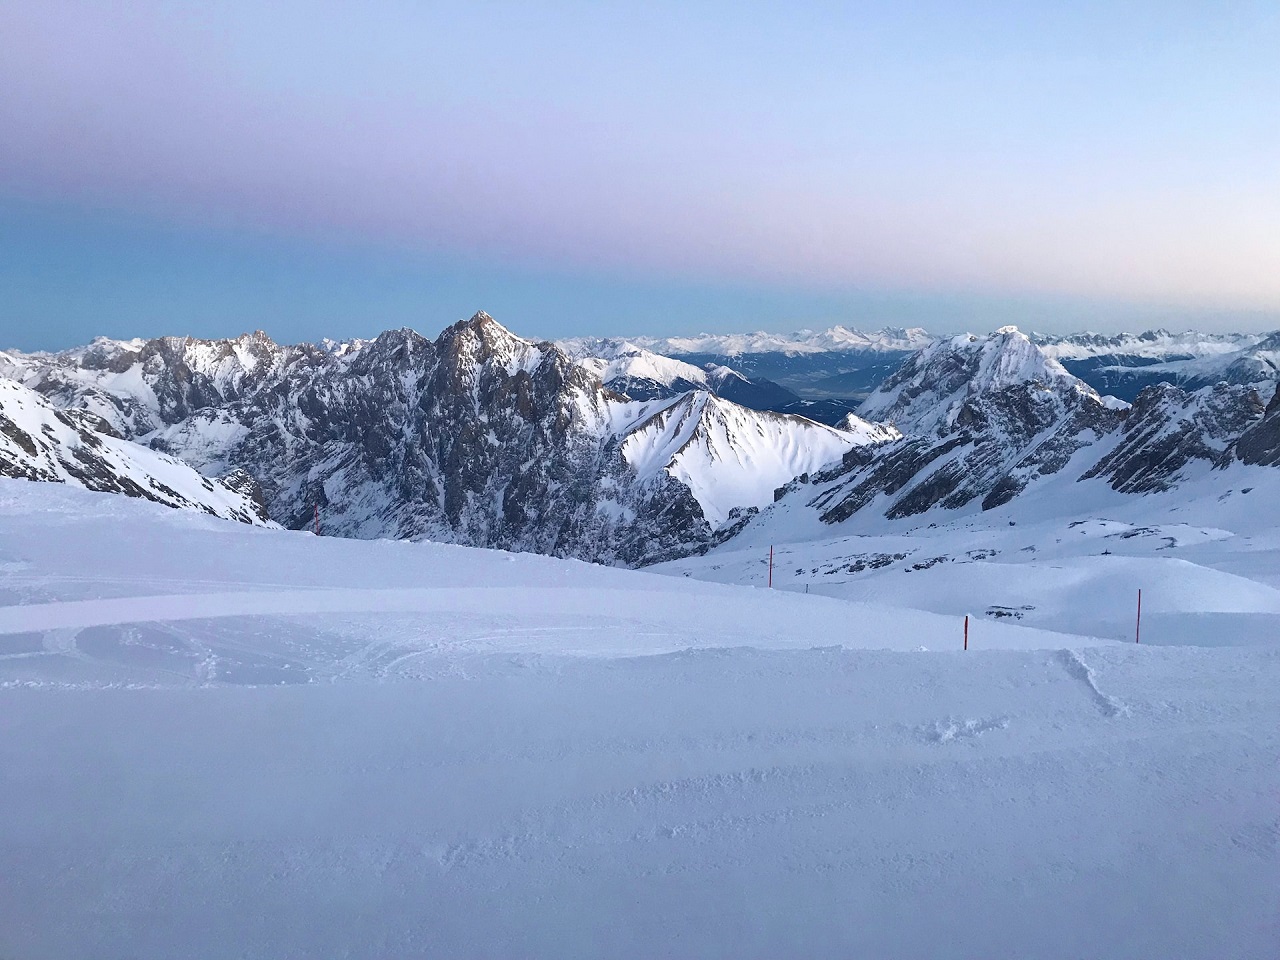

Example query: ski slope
[1,480,1277,959]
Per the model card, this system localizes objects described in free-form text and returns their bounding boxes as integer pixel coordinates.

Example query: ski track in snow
[1,482,1279,959]
[1057,648,1130,717]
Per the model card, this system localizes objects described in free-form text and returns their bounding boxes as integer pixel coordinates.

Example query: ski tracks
[1057,649,1130,718]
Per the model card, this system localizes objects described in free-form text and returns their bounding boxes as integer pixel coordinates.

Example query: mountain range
[3,314,1278,564]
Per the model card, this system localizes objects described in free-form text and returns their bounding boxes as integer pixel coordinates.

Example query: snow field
[1,481,1278,958]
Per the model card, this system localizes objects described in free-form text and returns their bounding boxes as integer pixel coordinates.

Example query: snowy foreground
[1,481,1278,958]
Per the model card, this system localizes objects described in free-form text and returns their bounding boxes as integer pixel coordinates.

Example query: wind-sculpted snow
[0,379,271,525]
[1,483,1278,960]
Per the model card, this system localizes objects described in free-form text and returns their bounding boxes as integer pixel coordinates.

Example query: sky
[2,0,1278,350]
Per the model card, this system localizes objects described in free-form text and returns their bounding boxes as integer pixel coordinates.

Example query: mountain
[857,327,1104,436]
[1232,383,1280,467]
[758,326,1274,528]
[558,338,800,410]
[619,325,933,357]
[1081,382,1266,492]
[8,314,883,564]
[0,377,271,525]
[572,326,933,403]
[1033,329,1278,401]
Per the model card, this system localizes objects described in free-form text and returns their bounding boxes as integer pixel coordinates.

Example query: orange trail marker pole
[768,546,773,588]
[1136,589,1142,644]
[964,615,969,651]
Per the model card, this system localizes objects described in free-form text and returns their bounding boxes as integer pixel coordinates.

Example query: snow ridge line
[1057,649,1129,717]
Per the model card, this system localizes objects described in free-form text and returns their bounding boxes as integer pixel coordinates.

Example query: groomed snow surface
[1,480,1278,958]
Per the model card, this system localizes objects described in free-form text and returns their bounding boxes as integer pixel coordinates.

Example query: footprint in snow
[922,716,1009,743]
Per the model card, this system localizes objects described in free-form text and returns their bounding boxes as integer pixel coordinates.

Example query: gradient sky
[3,0,1278,350]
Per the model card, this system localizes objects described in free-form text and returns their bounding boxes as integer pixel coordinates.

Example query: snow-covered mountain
[558,327,935,407]
[9,315,1280,562]
[613,325,933,357]
[619,391,889,527]
[757,327,1274,528]
[1033,329,1261,362]
[1081,383,1265,493]
[1033,329,1280,401]
[557,337,799,410]
[0,377,271,525]
[7,314,883,564]
[857,326,1102,436]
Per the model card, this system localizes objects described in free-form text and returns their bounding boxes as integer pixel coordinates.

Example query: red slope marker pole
[768,546,773,588]
[964,615,969,651]
[314,504,320,537]
[1135,588,1142,644]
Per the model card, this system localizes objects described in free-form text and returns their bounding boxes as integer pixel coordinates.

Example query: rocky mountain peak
[857,325,1096,437]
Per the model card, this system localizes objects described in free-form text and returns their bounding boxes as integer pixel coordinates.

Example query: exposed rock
[1081,383,1265,492]
[1232,384,1280,467]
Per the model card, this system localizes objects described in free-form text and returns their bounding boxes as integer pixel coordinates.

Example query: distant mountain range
[3,315,1279,564]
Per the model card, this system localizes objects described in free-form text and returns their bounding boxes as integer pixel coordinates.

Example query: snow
[574,343,713,390]
[1035,328,1263,361]
[619,392,866,526]
[1,480,1278,958]
[602,324,934,357]
[0,378,269,524]
[857,326,1098,435]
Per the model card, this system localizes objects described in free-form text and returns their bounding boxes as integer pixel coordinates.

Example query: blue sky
[2,1,1278,349]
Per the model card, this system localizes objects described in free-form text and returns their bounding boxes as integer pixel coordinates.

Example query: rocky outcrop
[1234,384,1280,467]
[0,378,271,524]
[1081,383,1265,492]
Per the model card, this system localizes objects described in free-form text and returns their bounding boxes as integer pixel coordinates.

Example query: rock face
[8,314,879,564]
[1234,384,1280,467]
[1081,383,1266,492]
[0,378,272,525]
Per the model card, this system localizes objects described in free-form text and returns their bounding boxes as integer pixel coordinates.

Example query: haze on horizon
[2,0,1278,351]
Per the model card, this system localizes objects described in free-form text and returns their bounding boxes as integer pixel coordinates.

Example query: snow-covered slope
[0,378,271,524]
[619,392,888,526]
[564,339,714,399]
[1,482,1277,960]
[656,452,1280,646]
